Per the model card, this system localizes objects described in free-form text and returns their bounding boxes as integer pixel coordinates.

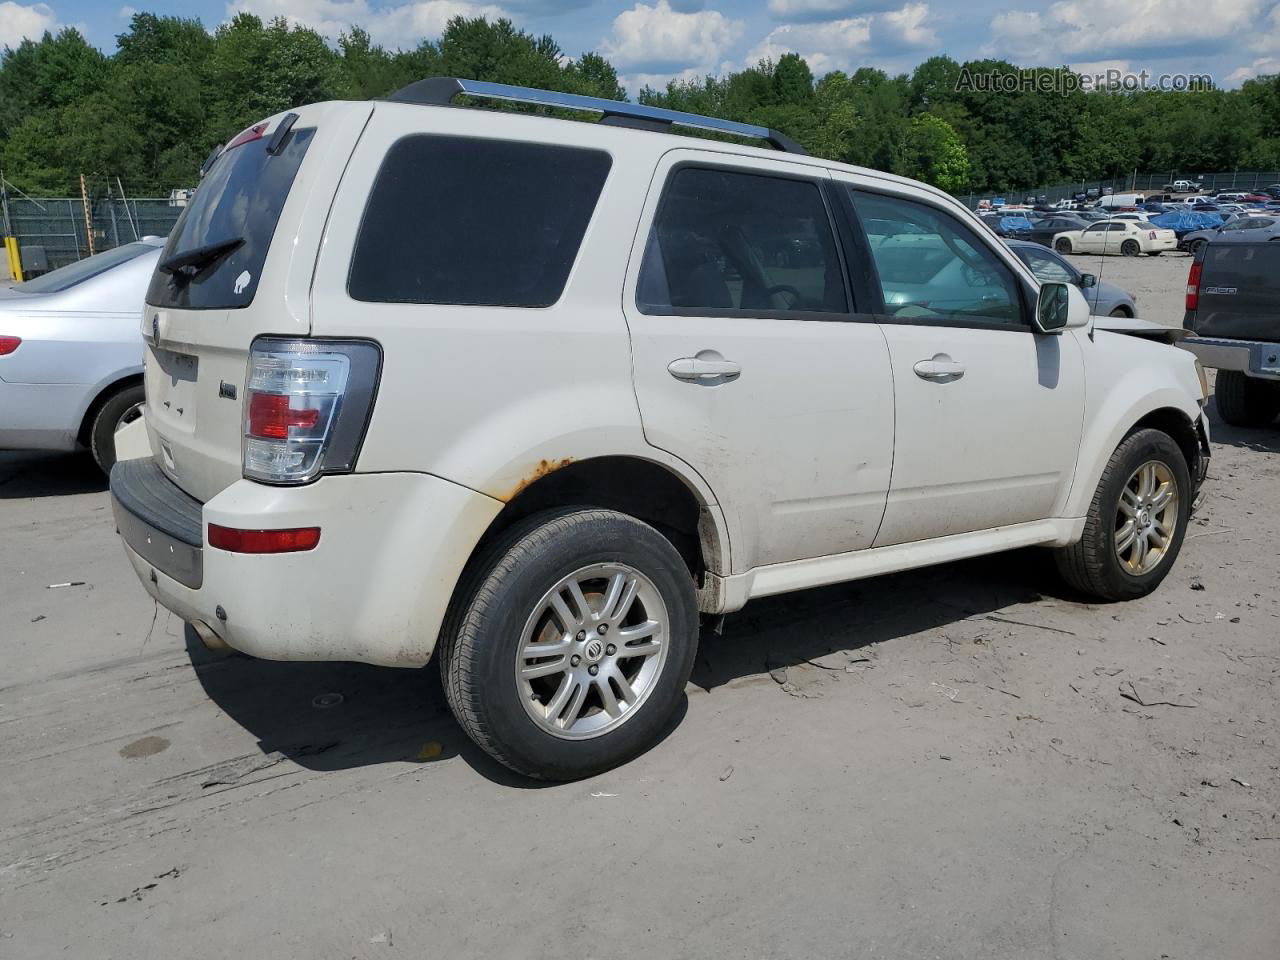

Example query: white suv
[111,79,1211,780]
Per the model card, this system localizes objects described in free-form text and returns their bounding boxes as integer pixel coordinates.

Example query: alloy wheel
[1114,460,1179,576]
[516,563,669,740]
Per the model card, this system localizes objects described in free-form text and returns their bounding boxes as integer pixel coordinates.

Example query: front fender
[1063,331,1203,519]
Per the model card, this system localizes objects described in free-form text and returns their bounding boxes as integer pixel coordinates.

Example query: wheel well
[476,456,715,584]
[76,375,143,447]
[1109,305,1133,318]
[1128,407,1200,478]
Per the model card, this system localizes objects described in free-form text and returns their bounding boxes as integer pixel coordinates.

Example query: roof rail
[385,77,808,156]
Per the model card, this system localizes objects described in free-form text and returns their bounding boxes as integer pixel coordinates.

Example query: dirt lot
[1065,247,1194,324]
[2,270,1278,957]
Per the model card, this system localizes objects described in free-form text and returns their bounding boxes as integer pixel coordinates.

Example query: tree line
[1,11,1278,198]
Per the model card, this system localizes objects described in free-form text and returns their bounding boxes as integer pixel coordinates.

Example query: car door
[623,152,895,572]
[1077,222,1109,253]
[827,179,1085,546]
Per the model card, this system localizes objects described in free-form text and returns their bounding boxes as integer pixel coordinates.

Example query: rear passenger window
[349,136,611,306]
[637,167,847,316]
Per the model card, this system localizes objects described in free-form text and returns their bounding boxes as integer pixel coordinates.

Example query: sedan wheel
[1121,239,1140,256]
[1054,238,1073,254]
[1113,461,1179,576]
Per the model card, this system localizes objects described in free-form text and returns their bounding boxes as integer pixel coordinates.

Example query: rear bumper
[1180,336,1280,381]
[110,459,503,667]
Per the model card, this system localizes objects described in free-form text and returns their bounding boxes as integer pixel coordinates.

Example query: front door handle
[668,355,742,383]
[913,354,965,381]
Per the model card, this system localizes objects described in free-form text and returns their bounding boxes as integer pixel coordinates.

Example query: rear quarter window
[348,135,611,307]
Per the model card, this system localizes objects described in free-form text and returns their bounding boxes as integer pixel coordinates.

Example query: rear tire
[1190,238,1207,255]
[1054,428,1190,601]
[1215,370,1280,427]
[89,383,145,475]
[438,508,699,781]
[1108,307,1131,318]
[1054,238,1073,254]
[1121,239,1141,256]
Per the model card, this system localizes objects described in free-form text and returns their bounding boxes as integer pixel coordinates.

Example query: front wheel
[1054,238,1073,254]
[438,508,699,780]
[1054,428,1190,601]
[1121,239,1141,257]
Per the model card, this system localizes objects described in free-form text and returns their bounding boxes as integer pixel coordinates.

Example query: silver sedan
[0,238,164,472]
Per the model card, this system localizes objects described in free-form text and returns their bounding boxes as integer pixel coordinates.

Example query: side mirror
[1079,273,1097,288]
[1034,280,1090,333]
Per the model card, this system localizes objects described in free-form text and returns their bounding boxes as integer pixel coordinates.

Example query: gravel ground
[1065,247,1194,324]
[1,270,1277,957]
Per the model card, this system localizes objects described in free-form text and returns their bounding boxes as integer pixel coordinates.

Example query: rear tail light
[1185,260,1202,311]
[243,338,381,484]
[208,523,320,553]
[0,336,20,356]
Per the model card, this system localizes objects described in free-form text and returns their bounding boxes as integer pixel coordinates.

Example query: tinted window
[349,136,611,307]
[148,126,314,310]
[850,190,1022,325]
[15,242,156,294]
[637,167,846,315]
[1016,246,1076,283]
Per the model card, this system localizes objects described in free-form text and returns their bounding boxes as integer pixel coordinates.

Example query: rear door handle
[913,355,965,381]
[668,356,742,383]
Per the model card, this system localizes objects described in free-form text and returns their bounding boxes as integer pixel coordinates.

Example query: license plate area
[149,347,199,431]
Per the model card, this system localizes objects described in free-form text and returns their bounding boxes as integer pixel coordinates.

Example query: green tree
[899,114,969,190]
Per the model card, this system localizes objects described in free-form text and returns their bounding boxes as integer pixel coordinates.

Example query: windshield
[14,242,157,294]
[147,124,314,310]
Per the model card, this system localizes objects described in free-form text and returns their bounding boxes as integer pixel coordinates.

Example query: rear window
[348,135,611,307]
[15,241,157,294]
[147,125,314,310]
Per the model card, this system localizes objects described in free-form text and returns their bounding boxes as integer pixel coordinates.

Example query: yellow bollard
[3,236,22,283]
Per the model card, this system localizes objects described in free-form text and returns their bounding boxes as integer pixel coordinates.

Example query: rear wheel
[89,383,145,475]
[1121,239,1141,256]
[1054,238,1073,254]
[1215,369,1280,427]
[1190,238,1207,255]
[1054,428,1190,601]
[1108,307,1131,318]
[438,508,699,781]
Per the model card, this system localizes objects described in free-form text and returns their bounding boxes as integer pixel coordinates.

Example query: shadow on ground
[189,549,1053,784]
[1204,401,1280,453]
[0,451,106,499]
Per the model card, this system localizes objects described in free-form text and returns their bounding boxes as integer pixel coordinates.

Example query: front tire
[1215,369,1280,427]
[1054,238,1073,254]
[89,383,145,475]
[438,508,699,781]
[1054,428,1190,601]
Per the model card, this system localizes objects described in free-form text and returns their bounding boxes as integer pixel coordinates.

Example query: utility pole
[79,173,95,256]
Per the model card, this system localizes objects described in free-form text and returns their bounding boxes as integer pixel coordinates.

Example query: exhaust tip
[190,619,230,653]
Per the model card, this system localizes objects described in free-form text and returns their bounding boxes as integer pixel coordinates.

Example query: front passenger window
[849,190,1023,325]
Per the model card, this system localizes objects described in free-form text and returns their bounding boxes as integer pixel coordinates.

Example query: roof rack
[385,77,808,156]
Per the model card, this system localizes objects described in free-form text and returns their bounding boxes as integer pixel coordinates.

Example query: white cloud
[1226,55,1280,86]
[224,0,506,47]
[118,5,136,17]
[766,0,904,20]
[0,1,57,47]
[601,0,742,71]
[746,2,935,73]
[986,0,1267,62]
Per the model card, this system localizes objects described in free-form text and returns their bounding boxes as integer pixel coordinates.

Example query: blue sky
[3,0,1279,93]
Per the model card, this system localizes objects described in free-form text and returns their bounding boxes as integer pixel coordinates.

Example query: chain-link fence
[960,171,1280,209]
[1,196,185,274]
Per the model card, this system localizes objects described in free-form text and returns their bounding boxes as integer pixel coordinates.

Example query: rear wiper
[158,237,244,276]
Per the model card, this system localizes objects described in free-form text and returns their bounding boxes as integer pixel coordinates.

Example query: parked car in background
[1097,193,1146,210]
[0,238,164,472]
[1007,239,1138,317]
[1021,214,1090,247]
[107,80,1210,780]
[983,213,1035,238]
[1052,219,1178,256]
[1182,241,1280,427]
[1107,211,1154,222]
[1181,215,1280,254]
[1163,180,1200,193]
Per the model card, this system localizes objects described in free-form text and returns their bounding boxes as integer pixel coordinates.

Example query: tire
[1054,238,1073,254]
[1121,239,1141,257]
[1053,428,1191,601]
[1190,239,1207,255]
[89,383,145,475]
[1215,369,1280,427]
[1108,307,1131,318]
[438,508,699,781]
